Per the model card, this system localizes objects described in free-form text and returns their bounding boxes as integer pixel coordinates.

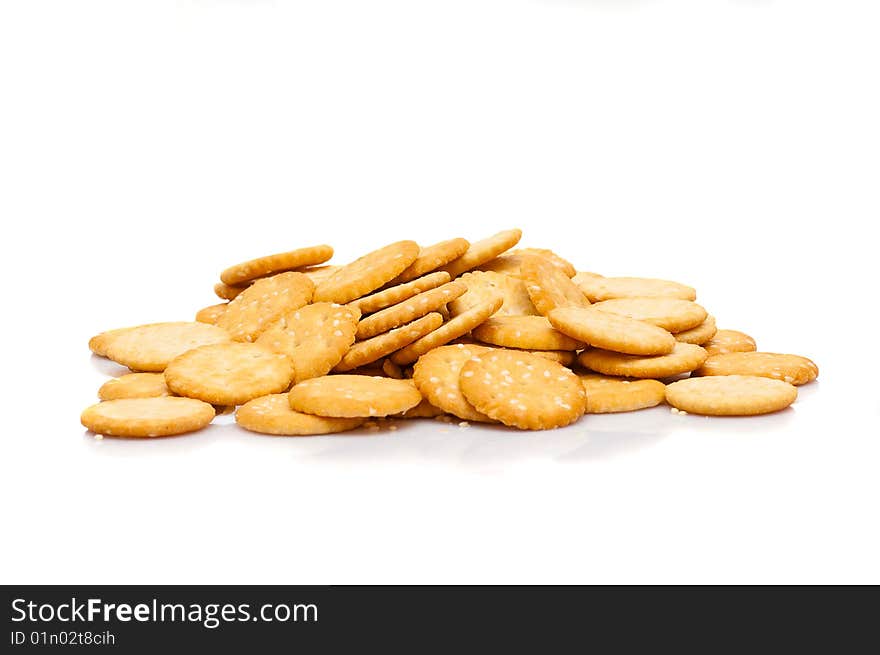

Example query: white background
[1,0,878,584]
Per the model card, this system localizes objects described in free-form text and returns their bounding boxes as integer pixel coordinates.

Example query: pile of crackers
[83,230,818,437]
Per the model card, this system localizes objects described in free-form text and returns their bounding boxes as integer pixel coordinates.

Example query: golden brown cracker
[520,254,591,315]
[389,295,504,365]
[592,297,707,333]
[255,302,359,382]
[217,272,314,342]
[448,271,538,317]
[98,373,171,401]
[314,240,419,304]
[412,344,496,422]
[578,342,708,378]
[235,394,365,435]
[81,397,215,437]
[578,374,666,414]
[164,342,295,406]
[220,245,333,285]
[666,375,797,416]
[577,276,696,302]
[472,315,584,351]
[479,248,576,278]
[674,315,717,345]
[702,329,757,356]
[696,352,818,386]
[440,229,522,278]
[391,238,470,283]
[214,282,249,301]
[104,322,232,372]
[355,281,466,340]
[335,313,444,371]
[348,271,451,315]
[289,375,422,417]
[459,350,586,430]
[195,303,228,325]
[548,306,675,356]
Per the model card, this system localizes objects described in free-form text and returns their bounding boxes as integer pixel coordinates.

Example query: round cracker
[216,272,314,342]
[674,315,717,345]
[440,229,522,278]
[577,276,696,302]
[666,375,797,416]
[335,313,443,372]
[459,350,586,430]
[356,281,466,340]
[165,342,295,405]
[289,375,422,417]
[391,238,470,283]
[255,302,359,382]
[397,398,446,419]
[592,297,707,333]
[702,329,757,356]
[314,240,419,304]
[81,397,215,437]
[348,271,451,315]
[235,394,365,435]
[578,342,708,378]
[98,373,171,400]
[548,306,675,356]
[390,295,504,365]
[195,303,228,324]
[696,352,818,386]
[103,322,232,372]
[520,254,590,315]
[412,344,496,422]
[89,326,137,357]
[478,248,576,278]
[472,315,584,351]
[448,271,538,318]
[220,245,334,285]
[578,374,666,414]
[214,282,249,301]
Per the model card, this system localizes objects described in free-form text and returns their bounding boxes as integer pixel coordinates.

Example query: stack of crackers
[83,230,818,437]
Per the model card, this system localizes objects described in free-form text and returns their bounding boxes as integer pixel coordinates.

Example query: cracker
[164,342,295,405]
[255,302,359,382]
[696,352,818,386]
[440,229,522,278]
[355,281,466,340]
[578,342,708,378]
[216,272,314,342]
[214,282,249,301]
[412,344,496,422]
[382,359,405,379]
[520,254,591,315]
[336,313,443,371]
[398,397,446,419]
[289,375,422,418]
[578,374,666,414]
[235,394,365,435]
[666,375,797,416]
[459,350,586,430]
[674,315,717,345]
[348,271,451,315]
[195,303,228,324]
[295,265,340,284]
[314,240,419,304]
[479,248,576,278]
[89,327,135,357]
[81,397,215,437]
[390,295,504,365]
[592,297,707,333]
[98,373,171,400]
[702,329,757,356]
[577,276,696,302]
[485,347,575,365]
[448,271,538,318]
[548,306,675,356]
[220,245,333,285]
[472,315,584,351]
[391,238,470,283]
[104,322,232,372]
